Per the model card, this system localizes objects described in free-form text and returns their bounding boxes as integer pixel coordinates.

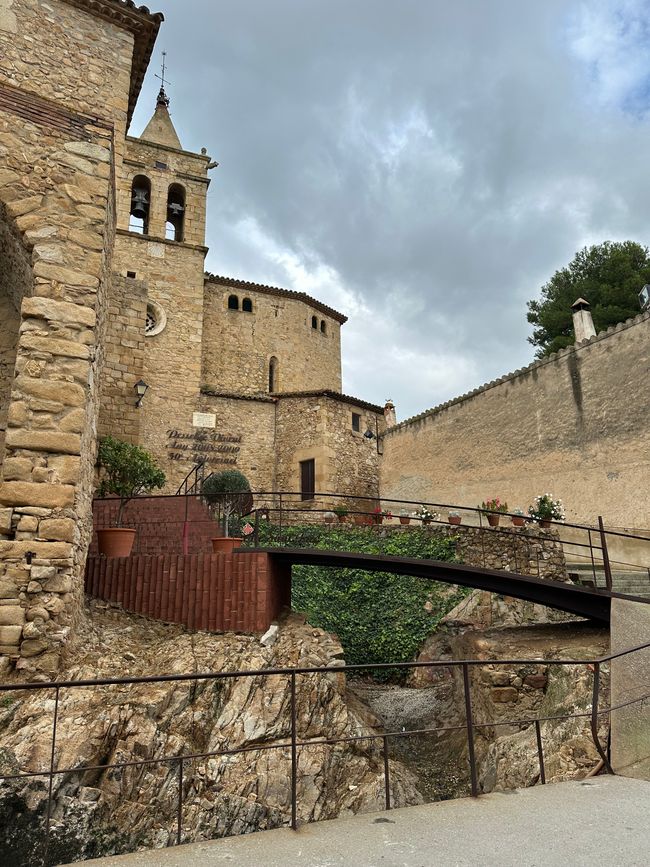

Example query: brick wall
[85,551,290,633]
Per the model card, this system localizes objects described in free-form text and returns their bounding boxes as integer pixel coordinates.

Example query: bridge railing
[1,640,648,865]
[91,490,650,596]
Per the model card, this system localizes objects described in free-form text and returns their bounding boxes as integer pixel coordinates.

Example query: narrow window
[242,297,253,313]
[351,412,361,432]
[228,295,239,310]
[269,356,278,392]
[126,271,137,279]
[129,175,151,234]
[311,315,318,329]
[321,320,326,333]
[166,183,186,241]
[300,459,315,501]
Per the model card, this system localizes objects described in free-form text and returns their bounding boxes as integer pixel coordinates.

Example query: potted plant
[202,469,253,554]
[448,511,462,525]
[528,494,564,528]
[371,506,392,525]
[333,505,349,523]
[479,498,508,527]
[398,510,411,525]
[511,508,526,527]
[415,505,438,526]
[95,436,166,557]
[324,511,337,524]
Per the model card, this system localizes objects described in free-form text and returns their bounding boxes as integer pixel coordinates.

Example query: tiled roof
[386,309,650,435]
[277,390,384,413]
[204,274,348,324]
[61,1,163,124]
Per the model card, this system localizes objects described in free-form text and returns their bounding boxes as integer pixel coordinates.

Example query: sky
[131,0,650,421]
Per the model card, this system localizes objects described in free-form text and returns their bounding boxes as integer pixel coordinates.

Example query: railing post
[44,685,60,866]
[279,492,284,546]
[534,720,546,784]
[182,494,190,556]
[462,663,478,797]
[177,756,184,845]
[253,508,260,547]
[598,516,613,591]
[290,671,298,830]
[382,735,391,810]
[588,528,597,585]
[590,662,613,774]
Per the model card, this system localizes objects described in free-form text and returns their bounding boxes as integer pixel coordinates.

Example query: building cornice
[277,390,383,413]
[204,274,348,325]
[60,1,163,125]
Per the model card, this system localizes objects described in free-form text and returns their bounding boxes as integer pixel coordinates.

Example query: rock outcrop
[0,603,420,865]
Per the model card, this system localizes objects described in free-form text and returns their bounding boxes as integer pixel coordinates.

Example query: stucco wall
[380,313,650,528]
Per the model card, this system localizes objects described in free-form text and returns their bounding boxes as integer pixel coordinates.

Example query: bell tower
[101,66,217,490]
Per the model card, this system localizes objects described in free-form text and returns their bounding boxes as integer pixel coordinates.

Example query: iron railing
[91,490,650,594]
[1,641,649,865]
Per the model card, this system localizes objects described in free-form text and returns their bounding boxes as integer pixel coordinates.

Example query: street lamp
[134,379,149,408]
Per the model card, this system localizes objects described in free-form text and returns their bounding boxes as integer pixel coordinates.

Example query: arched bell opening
[0,200,33,476]
[166,183,186,242]
[129,175,151,235]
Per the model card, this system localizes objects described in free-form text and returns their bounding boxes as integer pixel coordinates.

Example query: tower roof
[140,88,182,149]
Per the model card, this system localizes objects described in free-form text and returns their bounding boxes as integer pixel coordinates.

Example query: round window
[145,301,167,337]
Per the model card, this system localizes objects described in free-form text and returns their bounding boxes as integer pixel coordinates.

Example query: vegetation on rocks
[249,524,467,678]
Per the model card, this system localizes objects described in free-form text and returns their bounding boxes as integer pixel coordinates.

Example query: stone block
[31,566,56,581]
[26,607,50,622]
[0,541,73,560]
[0,626,23,646]
[59,408,86,433]
[43,574,73,594]
[0,607,25,626]
[20,639,48,658]
[523,674,548,689]
[0,579,18,599]
[27,582,43,594]
[39,519,76,543]
[47,455,81,485]
[0,508,12,534]
[21,296,96,327]
[0,481,76,509]
[2,458,33,482]
[20,335,91,360]
[12,376,85,407]
[0,646,20,657]
[17,516,39,533]
[22,622,43,640]
[491,687,519,703]
[6,428,81,458]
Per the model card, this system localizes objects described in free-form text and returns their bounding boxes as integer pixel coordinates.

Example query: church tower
[99,78,216,489]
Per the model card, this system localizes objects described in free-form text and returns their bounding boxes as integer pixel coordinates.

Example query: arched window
[311,315,318,329]
[269,356,278,392]
[242,297,253,313]
[320,320,327,333]
[129,175,151,234]
[228,295,239,310]
[166,183,186,241]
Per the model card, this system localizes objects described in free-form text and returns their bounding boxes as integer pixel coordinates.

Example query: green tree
[527,241,649,357]
[202,470,252,536]
[96,436,166,526]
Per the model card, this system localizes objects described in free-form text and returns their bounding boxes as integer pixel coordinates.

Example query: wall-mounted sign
[192,412,216,429]
[166,428,241,466]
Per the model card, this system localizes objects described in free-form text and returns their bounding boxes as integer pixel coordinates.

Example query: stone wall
[380,313,650,528]
[0,0,146,674]
[202,278,344,396]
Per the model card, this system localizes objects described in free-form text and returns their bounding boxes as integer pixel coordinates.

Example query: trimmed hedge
[250,524,468,680]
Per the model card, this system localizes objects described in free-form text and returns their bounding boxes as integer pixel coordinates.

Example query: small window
[126,271,137,279]
[320,320,327,333]
[228,295,239,310]
[242,297,253,313]
[311,316,318,329]
[269,356,278,393]
[300,459,315,501]
[351,412,361,432]
[155,160,168,170]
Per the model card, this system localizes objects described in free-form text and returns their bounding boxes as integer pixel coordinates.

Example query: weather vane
[155,51,171,107]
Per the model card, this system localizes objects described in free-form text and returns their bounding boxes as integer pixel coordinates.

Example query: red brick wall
[90,496,221,556]
[85,552,290,633]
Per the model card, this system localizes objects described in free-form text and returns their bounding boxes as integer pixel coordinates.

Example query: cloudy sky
[131,0,650,420]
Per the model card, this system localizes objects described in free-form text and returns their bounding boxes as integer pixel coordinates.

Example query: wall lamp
[134,379,149,408]
[363,429,375,440]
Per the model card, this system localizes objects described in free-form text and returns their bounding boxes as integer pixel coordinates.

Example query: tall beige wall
[380,313,650,528]
[202,280,343,396]
[0,0,148,674]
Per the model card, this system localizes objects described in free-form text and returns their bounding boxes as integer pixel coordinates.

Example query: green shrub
[250,524,468,680]
[96,436,166,526]
[201,470,252,536]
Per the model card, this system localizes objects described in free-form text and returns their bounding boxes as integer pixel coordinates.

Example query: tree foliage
[251,524,467,680]
[527,241,649,357]
[96,436,166,526]
[202,470,252,536]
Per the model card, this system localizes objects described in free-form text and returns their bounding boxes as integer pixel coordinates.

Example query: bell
[131,188,149,219]
[168,201,185,217]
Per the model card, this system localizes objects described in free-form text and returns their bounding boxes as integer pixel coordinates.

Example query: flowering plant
[448,510,461,518]
[373,506,392,519]
[528,494,564,522]
[512,508,525,517]
[415,506,439,522]
[479,497,508,514]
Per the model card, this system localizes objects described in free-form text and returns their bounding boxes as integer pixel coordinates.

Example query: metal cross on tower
[155,51,171,107]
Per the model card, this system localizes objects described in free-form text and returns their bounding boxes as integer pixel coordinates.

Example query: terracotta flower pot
[448,516,461,525]
[354,515,367,526]
[97,528,136,558]
[399,516,411,525]
[422,517,432,526]
[538,519,551,529]
[486,514,500,527]
[212,537,243,554]
[337,515,348,524]
[512,516,525,527]
[372,515,383,525]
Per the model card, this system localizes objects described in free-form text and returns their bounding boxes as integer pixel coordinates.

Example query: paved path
[78,776,650,867]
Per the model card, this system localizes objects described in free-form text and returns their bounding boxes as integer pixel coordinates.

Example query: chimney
[571,298,596,343]
[384,399,396,429]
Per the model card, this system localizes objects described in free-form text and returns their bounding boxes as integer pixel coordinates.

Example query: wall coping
[386,310,650,436]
